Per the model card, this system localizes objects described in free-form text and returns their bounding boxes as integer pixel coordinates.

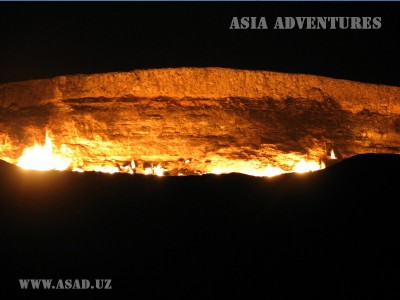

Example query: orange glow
[17,132,71,171]
[153,164,165,177]
[293,159,322,173]
[330,149,337,159]
[264,164,286,177]
[142,164,165,176]
[210,159,325,177]
[12,131,330,177]
[144,167,153,175]
[93,166,119,174]
[211,169,222,175]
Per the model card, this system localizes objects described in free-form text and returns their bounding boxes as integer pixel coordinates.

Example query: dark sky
[0,2,399,86]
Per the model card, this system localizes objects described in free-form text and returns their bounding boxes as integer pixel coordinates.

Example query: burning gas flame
[13,132,328,177]
[93,166,119,174]
[153,164,164,177]
[330,149,337,159]
[293,159,321,173]
[143,164,165,176]
[17,132,71,171]
[211,159,325,177]
[264,164,286,177]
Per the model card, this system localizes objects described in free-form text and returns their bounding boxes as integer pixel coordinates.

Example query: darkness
[0,2,399,85]
[0,155,399,298]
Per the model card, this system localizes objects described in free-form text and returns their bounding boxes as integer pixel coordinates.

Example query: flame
[13,132,328,177]
[264,164,286,177]
[142,164,165,176]
[153,164,164,177]
[17,133,71,171]
[143,168,151,175]
[211,169,222,175]
[210,158,325,177]
[293,159,321,173]
[93,166,119,174]
[330,149,337,159]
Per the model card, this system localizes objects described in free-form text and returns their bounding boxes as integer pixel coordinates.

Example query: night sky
[0,2,399,86]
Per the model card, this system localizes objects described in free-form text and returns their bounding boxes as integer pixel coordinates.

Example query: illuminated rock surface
[0,67,400,174]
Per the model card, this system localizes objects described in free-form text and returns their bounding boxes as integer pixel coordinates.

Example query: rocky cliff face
[1,67,400,175]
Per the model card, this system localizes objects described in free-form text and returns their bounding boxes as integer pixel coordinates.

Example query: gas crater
[1,67,399,176]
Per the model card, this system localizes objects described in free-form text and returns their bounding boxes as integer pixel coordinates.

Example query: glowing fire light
[13,132,327,177]
[211,169,222,175]
[330,149,337,159]
[264,164,286,177]
[17,133,71,171]
[143,164,165,176]
[210,158,325,177]
[93,166,119,174]
[153,164,164,177]
[293,159,321,173]
[144,167,153,175]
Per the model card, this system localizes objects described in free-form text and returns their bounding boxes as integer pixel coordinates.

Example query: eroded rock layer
[1,68,400,174]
